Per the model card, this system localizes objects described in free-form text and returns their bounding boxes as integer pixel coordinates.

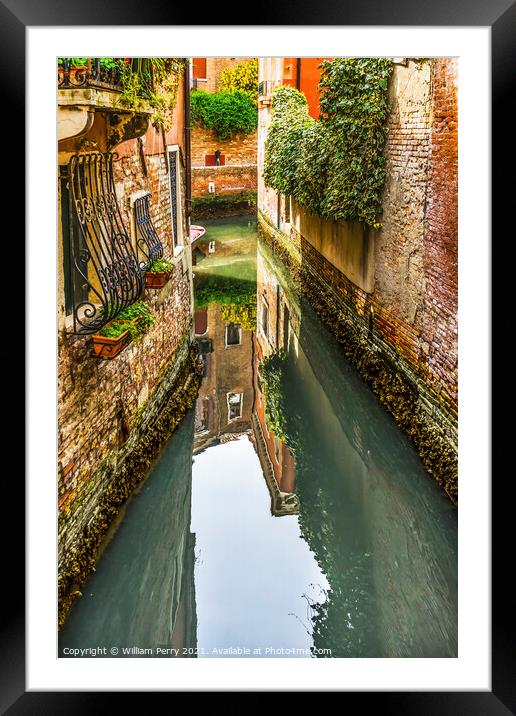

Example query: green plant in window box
[145,257,174,289]
[92,301,155,359]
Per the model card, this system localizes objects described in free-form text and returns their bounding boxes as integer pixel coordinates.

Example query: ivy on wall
[118,58,187,130]
[260,349,289,441]
[219,59,259,106]
[190,90,258,140]
[263,58,393,229]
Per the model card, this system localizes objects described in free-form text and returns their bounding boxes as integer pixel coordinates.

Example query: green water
[59,216,457,659]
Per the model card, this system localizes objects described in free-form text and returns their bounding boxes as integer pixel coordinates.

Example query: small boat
[189,224,206,243]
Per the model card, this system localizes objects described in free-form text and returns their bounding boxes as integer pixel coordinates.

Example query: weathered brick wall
[191,126,257,167]
[258,58,458,421]
[194,303,254,452]
[58,146,195,572]
[258,213,457,499]
[419,58,458,411]
[113,152,175,256]
[58,259,193,515]
[192,165,257,197]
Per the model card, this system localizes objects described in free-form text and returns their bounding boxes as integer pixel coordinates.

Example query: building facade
[257,57,459,500]
[57,58,202,624]
[190,57,258,218]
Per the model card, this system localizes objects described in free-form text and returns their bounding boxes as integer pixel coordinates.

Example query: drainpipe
[184,63,192,224]
[296,58,301,90]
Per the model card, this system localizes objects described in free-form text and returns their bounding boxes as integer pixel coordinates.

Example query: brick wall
[256,58,458,496]
[258,58,458,420]
[194,303,254,452]
[58,259,193,512]
[420,58,458,410]
[58,143,196,600]
[192,165,257,197]
[191,126,257,167]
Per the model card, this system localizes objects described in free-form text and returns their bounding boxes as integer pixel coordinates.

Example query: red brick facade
[258,58,458,493]
[191,126,257,167]
[420,58,458,410]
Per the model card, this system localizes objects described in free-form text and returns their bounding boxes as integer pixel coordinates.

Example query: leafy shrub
[219,59,259,106]
[190,90,257,140]
[220,302,256,332]
[263,59,393,229]
[98,300,155,339]
[260,349,289,441]
[147,257,173,273]
[263,86,313,197]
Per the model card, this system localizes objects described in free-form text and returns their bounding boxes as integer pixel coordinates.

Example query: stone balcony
[58,59,154,149]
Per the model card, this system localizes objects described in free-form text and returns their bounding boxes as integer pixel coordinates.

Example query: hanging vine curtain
[133,194,164,268]
[68,151,145,334]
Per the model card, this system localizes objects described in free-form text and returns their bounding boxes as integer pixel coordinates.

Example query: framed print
[7,0,507,709]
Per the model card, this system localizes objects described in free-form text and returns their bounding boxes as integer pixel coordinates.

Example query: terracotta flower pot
[145,270,172,289]
[58,64,89,83]
[92,329,131,359]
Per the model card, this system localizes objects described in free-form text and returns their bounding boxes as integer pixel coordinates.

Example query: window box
[145,258,173,289]
[92,327,132,359]
[145,270,172,289]
[91,302,154,358]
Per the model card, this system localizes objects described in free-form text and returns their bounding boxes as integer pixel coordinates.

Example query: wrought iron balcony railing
[58,58,154,95]
[133,194,164,269]
[66,151,145,335]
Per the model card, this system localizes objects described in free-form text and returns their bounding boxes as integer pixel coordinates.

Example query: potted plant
[92,300,155,359]
[145,257,173,289]
[58,57,89,85]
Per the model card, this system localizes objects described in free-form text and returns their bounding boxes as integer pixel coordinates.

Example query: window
[195,397,211,433]
[60,166,88,317]
[227,392,243,421]
[62,152,144,334]
[256,363,263,404]
[274,436,281,464]
[167,146,183,250]
[225,324,242,347]
[133,193,163,268]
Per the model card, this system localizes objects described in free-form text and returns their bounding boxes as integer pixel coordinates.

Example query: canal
[59,215,458,659]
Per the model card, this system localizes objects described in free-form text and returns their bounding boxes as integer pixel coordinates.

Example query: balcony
[61,151,146,335]
[58,58,155,145]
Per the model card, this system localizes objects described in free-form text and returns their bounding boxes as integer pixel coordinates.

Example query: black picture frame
[9,0,506,709]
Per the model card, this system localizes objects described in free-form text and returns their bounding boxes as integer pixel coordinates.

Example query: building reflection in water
[193,257,299,517]
[58,412,198,656]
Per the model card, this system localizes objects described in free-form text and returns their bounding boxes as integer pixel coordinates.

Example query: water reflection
[58,412,197,656]
[59,216,457,659]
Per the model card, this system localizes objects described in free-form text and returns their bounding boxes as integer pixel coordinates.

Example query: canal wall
[258,214,457,502]
[58,331,203,626]
[58,212,201,626]
[191,126,257,220]
[257,58,458,501]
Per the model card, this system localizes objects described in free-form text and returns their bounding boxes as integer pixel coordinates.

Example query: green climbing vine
[118,58,187,130]
[263,58,393,229]
[260,349,289,441]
